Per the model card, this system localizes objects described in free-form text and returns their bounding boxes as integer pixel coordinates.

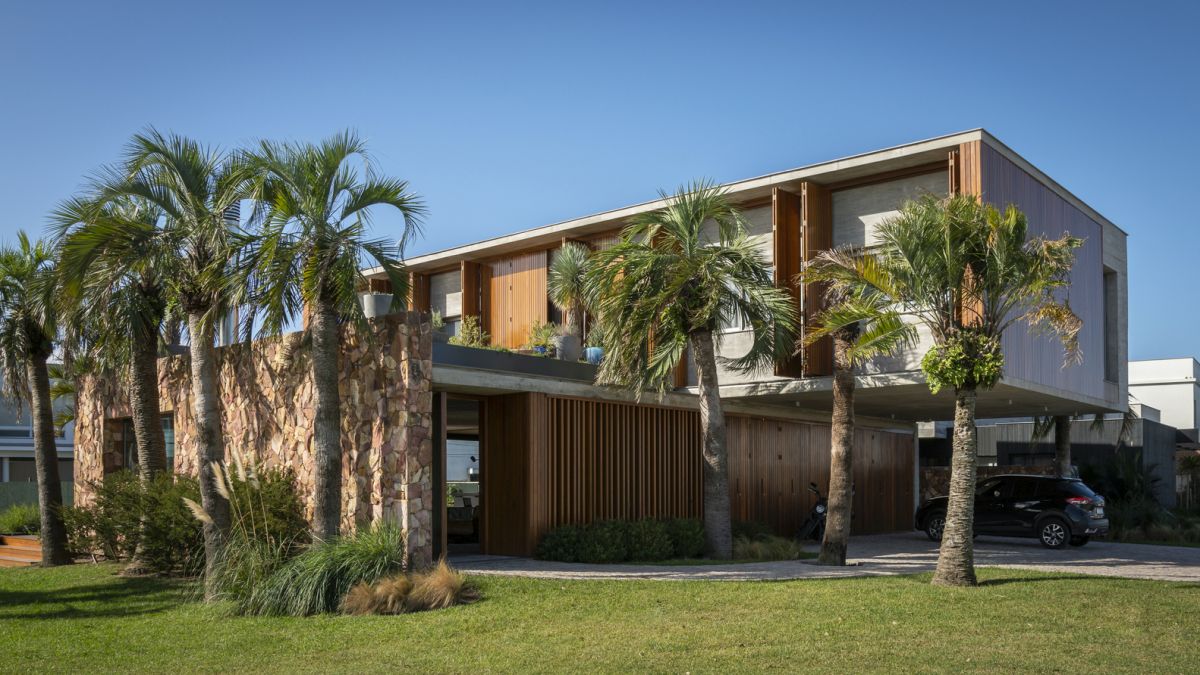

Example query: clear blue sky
[1,1,1196,361]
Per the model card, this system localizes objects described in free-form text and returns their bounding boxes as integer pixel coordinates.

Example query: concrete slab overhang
[710,371,1123,422]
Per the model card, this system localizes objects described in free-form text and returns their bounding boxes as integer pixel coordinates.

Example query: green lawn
[2,563,1197,673]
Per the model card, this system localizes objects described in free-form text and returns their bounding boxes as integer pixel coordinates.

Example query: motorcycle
[796,482,828,542]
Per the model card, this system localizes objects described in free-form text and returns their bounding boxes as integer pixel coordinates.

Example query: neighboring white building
[1129,358,1200,434]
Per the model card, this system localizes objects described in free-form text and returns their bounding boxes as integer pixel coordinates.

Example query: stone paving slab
[451,533,1200,583]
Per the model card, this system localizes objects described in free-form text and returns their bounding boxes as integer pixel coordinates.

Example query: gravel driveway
[452,533,1200,583]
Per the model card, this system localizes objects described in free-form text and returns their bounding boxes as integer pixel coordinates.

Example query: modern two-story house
[356,128,1128,555]
[75,129,1127,562]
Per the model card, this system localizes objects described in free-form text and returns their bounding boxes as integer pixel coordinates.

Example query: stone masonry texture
[74,313,435,568]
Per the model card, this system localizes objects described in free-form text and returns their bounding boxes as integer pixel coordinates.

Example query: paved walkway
[451,533,1200,583]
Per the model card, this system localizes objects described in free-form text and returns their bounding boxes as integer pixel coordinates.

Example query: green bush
[240,522,407,616]
[538,518,708,563]
[664,518,705,559]
[227,466,310,554]
[0,503,40,535]
[624,519,674,561]
[535,524,584,562]
[575,520,628,564]
[62,470,204,575]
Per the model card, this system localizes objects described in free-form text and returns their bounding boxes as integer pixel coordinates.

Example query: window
[1102,269,1119,382]
[1010,477,1042,499]
[719,268,774,333]
[976,478,1011,498]
[121,415,175,471]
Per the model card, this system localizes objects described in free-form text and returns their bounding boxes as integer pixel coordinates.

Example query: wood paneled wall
[773,188,804,377]
[409,272,431,313]
[726,416,914,535]
[460,260,483,322]
[801,182,833,377]
[487,251,548,349]
[479,392,914,555]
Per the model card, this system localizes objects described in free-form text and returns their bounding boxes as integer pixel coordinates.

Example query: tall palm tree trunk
[129,330,168,478]
[933,386,978,586]
[1054,415,1072,478]
[310,300,343,542]
[189,314,230,599]
[688,328,733,560]
[27,354,71,565]
[819,331,855,565]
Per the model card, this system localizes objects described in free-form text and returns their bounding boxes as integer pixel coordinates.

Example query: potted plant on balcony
[548,241,590,362]
[525,320,558,357]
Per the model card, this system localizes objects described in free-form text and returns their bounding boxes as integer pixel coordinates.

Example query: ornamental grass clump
[240,522,407,617]
[732,534,804,562]
[407,560,480,611]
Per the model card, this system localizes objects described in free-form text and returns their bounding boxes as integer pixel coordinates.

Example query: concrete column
[1,457,8,482]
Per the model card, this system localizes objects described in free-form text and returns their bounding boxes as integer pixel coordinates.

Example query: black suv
[915,475,1108,549]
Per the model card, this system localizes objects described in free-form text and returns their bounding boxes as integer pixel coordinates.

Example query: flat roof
[369,128,1124,276]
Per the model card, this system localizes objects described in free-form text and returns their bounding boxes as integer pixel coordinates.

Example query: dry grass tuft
[407,560,480,611]
[341,582,380,616]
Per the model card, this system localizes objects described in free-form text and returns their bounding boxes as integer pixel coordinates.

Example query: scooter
[796,482,828,542]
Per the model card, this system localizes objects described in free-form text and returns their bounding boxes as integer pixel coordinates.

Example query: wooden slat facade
[460,260,483,323]
[409,272,431,313]
[487,250,549,349]
[773,187,804,377]
[801,181,833,377]
[726,416,914,535]
[478,392,914,555]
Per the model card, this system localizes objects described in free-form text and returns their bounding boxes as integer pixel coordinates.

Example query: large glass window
[121,415,175,471]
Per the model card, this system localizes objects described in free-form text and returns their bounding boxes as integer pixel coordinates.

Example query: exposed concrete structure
[1129,358,1200,435]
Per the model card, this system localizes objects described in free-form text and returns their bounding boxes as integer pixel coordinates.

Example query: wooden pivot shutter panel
[409,272,431,313]
[772,187,804,377]
[477,264,492,336]
[487,251,548,349]
[800,181,833,377]
[949,142,984,326]
[460,260,483,322]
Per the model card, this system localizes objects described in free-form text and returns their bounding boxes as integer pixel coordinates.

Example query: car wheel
[1038,517,1070,549]
[1069,535,1090,547]
[924,510,946,542]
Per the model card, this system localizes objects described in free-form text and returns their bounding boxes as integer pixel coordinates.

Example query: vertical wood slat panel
[487,250,548,349]
[409,272,431,313]
[487,393,914,555]
[773,187,805,377]
[801,182,834,377]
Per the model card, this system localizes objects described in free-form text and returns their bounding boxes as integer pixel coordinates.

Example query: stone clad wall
[74,313,434,567]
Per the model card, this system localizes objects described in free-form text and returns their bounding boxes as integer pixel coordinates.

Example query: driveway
[451,533,1200,583]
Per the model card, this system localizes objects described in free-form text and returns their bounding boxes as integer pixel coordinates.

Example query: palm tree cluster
[5,129,421,592]
[804,194,1082,585]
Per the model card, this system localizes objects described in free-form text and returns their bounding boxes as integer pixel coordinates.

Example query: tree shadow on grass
[0,574,191,620]
[978,575,1100,587]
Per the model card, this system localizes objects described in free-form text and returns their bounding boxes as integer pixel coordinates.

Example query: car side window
[1010,477,1040,499]
[978,478,1011,499]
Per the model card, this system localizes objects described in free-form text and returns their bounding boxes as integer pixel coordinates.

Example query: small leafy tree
[548,242,590,341]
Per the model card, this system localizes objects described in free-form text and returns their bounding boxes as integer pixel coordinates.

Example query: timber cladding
[481,392,914,556]
[487,250,548,350]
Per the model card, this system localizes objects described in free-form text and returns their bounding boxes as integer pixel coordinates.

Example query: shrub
[0,503,40,535]
[663,518,705,559]
[624,519,674,561]
[732,520,774,542]
[408,560,480,611]
[575,520,628,564]
[536,524,584,562]
[63,470,204,575]
[226,465,310,554]
[240,522,407,616]
[733,534,803,561]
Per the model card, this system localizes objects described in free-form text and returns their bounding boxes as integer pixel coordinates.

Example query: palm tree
[816,194,1082,586]
[108,129,255,598]
[800,246,916,565]
[0,233,72,565]
[240,131,424,542]
[548,241,590,340]
[53,196,174,482]
[584,180,798,559]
